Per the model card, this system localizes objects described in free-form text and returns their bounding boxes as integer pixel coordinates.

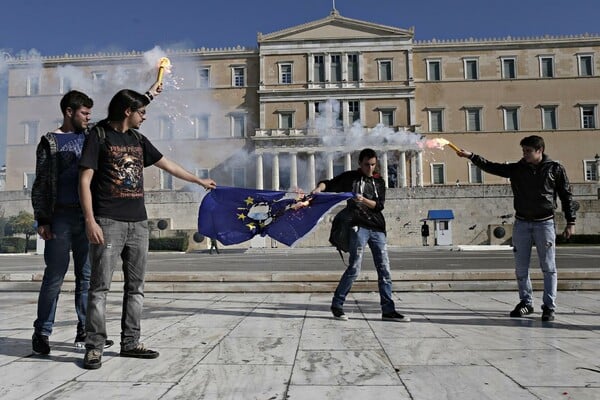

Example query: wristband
[145,91,154,101]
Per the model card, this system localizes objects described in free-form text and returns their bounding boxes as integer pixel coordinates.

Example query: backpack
[89,124,143,145]
[329,207,354,265]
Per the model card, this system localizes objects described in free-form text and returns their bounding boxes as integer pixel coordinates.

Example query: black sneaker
[541,305,555,322]
[83,348,103,369]
[382,310,411,322]
[509,301,534,317]
[32,333,50,355]
[330,306,348,321]
[120,343,159,359]
[74,333,114,349]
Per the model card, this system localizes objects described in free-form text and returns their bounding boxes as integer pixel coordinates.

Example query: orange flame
[422,138,461,152]
[157,57,172,84]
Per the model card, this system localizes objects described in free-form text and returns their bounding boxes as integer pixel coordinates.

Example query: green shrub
[149,236,189,251]
[0,237,27,253]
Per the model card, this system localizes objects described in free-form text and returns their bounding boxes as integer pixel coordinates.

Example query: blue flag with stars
[198,186,353,247]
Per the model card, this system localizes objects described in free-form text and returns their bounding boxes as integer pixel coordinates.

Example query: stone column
[345,152,352,170]
[417,151,424,187]
[308,152,316,190]
[380,151,388,188]
[326,153,334,179]
[256,152,264,190]
[596,155,600,182]
[399,151,407,188]
[290,152,298,189]
[272,152,280,190]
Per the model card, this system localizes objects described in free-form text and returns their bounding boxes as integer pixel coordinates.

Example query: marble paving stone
[528,387,600,400]
[148,325,230,348]
[368,319,452,339]
[229,316,303,338]
[201,336,298,365]
[177,308,251,328]
[291,349,400,386]
[543,337,600,361]
[481,348,600,387]
[399,365,539,400]
[41,381,172,400]
[160,364,291,400]
[451,327,555,350]
[302,311,370,330]
[77,347,210,383]
[381,337,488,366]
[286,385,411,399]
[300,328,382,350]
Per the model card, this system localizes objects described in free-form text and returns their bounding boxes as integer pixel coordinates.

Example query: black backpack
[329,207,354,264]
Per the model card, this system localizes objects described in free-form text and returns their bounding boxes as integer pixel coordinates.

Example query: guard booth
[427,209,454,246]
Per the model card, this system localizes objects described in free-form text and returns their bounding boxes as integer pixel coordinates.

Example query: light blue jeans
[34,208,90,337]
[332,227,396,313]
[512,219,557,310]
[85,218,148,351]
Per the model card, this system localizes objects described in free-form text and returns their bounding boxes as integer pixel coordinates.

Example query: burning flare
[157,57,172,85]
[422,138,461,152]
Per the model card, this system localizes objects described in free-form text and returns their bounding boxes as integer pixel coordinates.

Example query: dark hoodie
[319,169,387,232]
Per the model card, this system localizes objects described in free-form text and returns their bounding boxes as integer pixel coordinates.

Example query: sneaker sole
[119,352,160,359]
[382,316,411,322]
[83,362,102,370]
[332,315,348,321]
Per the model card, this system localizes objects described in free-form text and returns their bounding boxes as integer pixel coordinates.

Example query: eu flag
[198,186,353,247]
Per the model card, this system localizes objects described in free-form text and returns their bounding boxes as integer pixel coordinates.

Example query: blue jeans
[85,218,148,351]
[332,227,396,313]
[512,219,557,310]
[34,208,90,336]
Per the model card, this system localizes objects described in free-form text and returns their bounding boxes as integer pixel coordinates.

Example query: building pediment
[258,10,413,43]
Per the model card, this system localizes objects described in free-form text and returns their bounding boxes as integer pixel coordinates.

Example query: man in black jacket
[312,148,410,322]
[456,135,576,321]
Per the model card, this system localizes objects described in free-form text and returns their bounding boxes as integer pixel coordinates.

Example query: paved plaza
[1,290,599,399]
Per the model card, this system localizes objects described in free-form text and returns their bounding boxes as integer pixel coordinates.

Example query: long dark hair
[107,89,150,122]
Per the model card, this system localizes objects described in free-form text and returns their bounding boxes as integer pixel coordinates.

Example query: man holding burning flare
[455,135,576,322]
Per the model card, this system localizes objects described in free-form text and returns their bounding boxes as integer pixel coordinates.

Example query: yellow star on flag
[244,196,254,206]
[237,213,246,220]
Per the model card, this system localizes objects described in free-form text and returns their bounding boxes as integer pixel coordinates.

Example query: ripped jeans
[332,227,396,313]
[512,219,557,310]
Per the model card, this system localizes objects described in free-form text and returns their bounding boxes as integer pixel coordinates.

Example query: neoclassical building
[4,10,600,192]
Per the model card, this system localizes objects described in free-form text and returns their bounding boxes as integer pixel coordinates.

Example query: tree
[6,211,36,253]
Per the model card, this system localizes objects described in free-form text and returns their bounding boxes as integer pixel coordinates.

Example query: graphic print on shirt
[106,144,144,198]
[57,134,85,180]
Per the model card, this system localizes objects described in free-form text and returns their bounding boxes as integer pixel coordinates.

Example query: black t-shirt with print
[79,127,163,222]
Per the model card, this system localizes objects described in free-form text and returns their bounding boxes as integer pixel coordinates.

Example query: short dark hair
[358,148,377,162]
[60,90,93,115]
[520,135,545,152]
[107,89,150,122]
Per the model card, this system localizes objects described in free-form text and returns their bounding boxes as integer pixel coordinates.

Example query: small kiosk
[427,209,454,246]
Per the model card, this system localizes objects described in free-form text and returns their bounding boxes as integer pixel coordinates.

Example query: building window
[194,114,210,138]
[279,63,292,84]
[60,76,71,94]
[541,106,557,130]
[347,54,359,81]
[380,109,394,127]
[314,55,325,83]
[158,116,174,140]
[426,59,441,81]
[539,56,554,78]
[232,167,245,187]
[578,54,594,77]
[279,112,294,129]
[197,67,210,88]
[232,67,245,87]
[428,109,443,132]
[231,114,246,137]
[469,163,483,184]
[466,108,482,131]
[92,71,106,93]
[431,163,445,185]
[501,57,516,79]
[159,170,173,190]
[378,60,392,81]
[24,121,39,144]
[585,160,598,181]
[27,75,40,96]
[503,107,520,131]
[24,172,36,189]
[463,59,478,80]
[581,105,596,129]
[196,168,210,179]
[330,54,341,82]
[348,101,360,122]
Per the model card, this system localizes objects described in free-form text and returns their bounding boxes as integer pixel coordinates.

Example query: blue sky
[1,0,599,57]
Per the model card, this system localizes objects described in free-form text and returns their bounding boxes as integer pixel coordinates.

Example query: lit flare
[422,138,461,152]
[157,57,171,85]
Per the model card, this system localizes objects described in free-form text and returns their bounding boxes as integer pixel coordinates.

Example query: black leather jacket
[319,169,387,232]
[31,133,59,226]
[469,153,576,223]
